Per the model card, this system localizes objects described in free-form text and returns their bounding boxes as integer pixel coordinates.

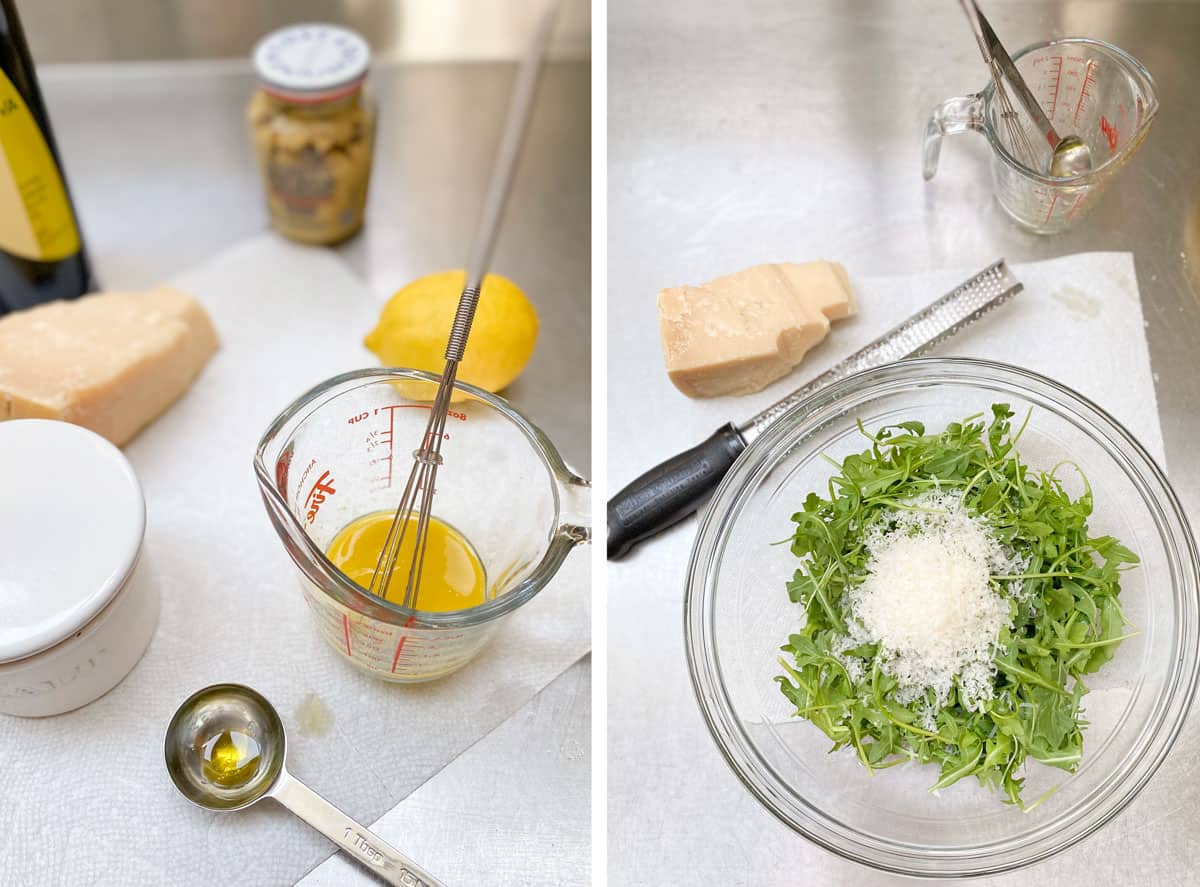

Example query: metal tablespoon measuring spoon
[165,683,445,887]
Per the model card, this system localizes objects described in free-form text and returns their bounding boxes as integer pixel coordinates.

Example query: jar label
[269,146,336,214]
[0,69,81,262]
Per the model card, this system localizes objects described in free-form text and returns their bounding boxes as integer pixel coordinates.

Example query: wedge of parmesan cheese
[0,288,219,445]
[658,260,855,398]
[776,261,856,321]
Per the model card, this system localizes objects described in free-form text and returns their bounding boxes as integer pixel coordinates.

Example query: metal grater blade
[738,260,1022,441]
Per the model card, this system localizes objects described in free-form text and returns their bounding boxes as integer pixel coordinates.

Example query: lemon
[364,270,538,401]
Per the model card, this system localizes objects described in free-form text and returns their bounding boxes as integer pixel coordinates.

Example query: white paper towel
[0,235,590,886]
[889,252,1164,465]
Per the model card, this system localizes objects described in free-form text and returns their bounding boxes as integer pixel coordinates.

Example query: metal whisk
[959,0,1092,177]
[369,2,559,609]
[958,0,1038,168]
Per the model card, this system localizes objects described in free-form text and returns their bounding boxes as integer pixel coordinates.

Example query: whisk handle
[464,1,559,291]
[444,284,481,361]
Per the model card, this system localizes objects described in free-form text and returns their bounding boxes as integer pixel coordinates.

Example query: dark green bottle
[0,0,95,314]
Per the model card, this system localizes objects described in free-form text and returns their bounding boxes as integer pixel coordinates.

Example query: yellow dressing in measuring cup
[326,511,486,611]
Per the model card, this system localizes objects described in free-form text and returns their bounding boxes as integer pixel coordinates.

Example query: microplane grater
[739,260,1023,440]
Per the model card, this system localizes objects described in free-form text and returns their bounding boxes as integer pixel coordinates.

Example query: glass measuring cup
[924,38,1158,234]
[254,369,590,683]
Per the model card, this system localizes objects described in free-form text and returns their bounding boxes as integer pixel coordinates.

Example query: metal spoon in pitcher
[165,683,446,887]
[960,0,1093,177]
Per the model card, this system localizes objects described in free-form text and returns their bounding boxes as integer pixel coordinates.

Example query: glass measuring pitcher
[923,38,1158,234]
[254,369,590,683]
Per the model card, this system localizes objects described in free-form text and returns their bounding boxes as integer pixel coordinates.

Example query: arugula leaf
[776,405,1134,807]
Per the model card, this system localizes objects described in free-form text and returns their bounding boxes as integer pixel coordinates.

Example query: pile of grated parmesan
[839,491,1028,726]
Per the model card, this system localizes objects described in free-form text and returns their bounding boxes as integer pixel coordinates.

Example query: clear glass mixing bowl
[685,358,1199,877]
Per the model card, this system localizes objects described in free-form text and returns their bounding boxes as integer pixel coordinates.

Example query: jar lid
[0,420,145,662]
[252,23,371,103]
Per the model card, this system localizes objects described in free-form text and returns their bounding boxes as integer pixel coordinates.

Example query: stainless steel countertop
[40,58,591,470]
[35,59,590,887]
[21,0,592,64]
[300,655,591,886]
[608,2,1200,884]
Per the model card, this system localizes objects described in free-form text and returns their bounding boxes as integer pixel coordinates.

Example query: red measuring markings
[363,404,429,486]
[342,613,353,657]
[360,404,470,488]
[1100,114,1119,151]
[1073,60,1097,128]
[383,406,397,486]
[1046,55,1065,119]
[1043,191,1060,226]
[274,446,295,497]
[305,470,336,523]
[1065,193,1087,222]
[390,615,418,673]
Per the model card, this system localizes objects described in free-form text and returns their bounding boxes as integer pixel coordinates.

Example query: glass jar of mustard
[248,24,376,245]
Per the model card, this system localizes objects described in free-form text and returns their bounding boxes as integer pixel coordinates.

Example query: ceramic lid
[0,420,145,662]
[252,23,370,102]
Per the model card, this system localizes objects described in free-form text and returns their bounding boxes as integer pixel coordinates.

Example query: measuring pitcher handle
[559,472,592,544]
[922,93,985,181]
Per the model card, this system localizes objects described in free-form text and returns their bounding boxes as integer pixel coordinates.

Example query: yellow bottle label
[0,68,80,262]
